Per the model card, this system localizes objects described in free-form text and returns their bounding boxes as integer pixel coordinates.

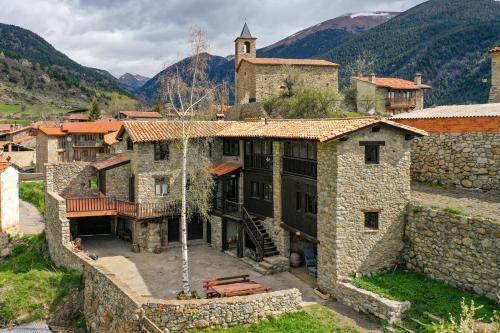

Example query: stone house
[116,111,163,120]
[46,118,426,294]
[0,162,19,233]
[391,103,500,192]
[352,74,431,115]
[234,24,339,104]
[36,121,123,172]
[490,47,500,103]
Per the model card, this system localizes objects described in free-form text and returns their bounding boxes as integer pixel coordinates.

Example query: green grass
[189,304,359,333]
[19,181,45,215]
[0,103,69,123]
[352,270,499,332]
[0,234,82,326]
[443,207,465,216]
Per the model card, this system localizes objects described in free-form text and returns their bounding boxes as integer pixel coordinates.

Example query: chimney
[368,73,376,83]
[414,73,422,86]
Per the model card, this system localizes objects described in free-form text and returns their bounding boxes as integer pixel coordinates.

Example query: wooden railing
[241,206,265,262]
[65,197,180,219]
[244,154,273,170]
[386,97,416,109]
[282,156,317,179]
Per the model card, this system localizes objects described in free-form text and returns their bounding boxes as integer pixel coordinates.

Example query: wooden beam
[66,210,118,218]
[280,223,319,244]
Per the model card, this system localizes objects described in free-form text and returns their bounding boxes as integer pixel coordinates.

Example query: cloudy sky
[0,0,426,78]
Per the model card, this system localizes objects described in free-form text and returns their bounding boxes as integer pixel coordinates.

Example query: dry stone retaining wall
[410,132,500,192]
[334,282,411,324]
[403,205,499,301]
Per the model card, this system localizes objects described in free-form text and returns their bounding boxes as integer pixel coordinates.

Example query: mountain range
[0,0,499,109]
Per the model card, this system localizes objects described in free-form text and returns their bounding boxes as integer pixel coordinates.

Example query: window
[250,181,260,198]
[263,184,272,201]
[89,179,98,189]
[126,138,134,151]
[243,41,251,53]
[154,141,169,160]
[305,194,317,215]
[223,139,239,156]
[360,141,384,165]
[295,192,301,211]
[284,141,317,160]
[365,145,379,164]
[155,177,169,196]
[364,212,379,230]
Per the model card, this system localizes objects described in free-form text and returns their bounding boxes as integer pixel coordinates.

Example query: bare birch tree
[161,27,217,295]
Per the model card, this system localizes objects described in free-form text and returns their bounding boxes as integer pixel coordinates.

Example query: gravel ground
[411,182,499,221]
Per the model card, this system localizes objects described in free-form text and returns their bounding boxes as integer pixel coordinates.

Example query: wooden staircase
[241,207,279,261]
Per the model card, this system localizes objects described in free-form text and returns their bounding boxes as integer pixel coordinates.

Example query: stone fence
[334,282,410,324]
[410,132,500,192]
[143,289,302,331]
[403,205,499,301]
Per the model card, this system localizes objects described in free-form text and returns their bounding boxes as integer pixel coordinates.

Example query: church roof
[239,23,254,39]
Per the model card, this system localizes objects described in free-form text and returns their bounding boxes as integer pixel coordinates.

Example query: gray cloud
[0,0,426,77]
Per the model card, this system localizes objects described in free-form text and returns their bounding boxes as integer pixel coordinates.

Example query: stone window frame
[154,176,170,196]
[362,210,380,232]
[359,141,385,165]
[154,141,170,161]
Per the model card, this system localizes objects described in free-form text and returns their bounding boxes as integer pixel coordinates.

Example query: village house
[0,161,19,234]
[352,74,431,115]
[36,121,123,171]
[234,24,340,104]
[46,117,426,295]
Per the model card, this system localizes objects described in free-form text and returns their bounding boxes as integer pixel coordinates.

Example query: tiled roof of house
[119,111,163,119]
[208,162,242,176]
[14,136,36,144]
[119,118,426,143]
[489,47,500,53]
[238,57,339,71]
[61,121,123,134]
[391,103,500,119]
[120,121,234,142]
[104,131,119,145]
[92,154,130,171]
[32,120,59,129]
[39,127,66,136]
[352,76,431,90]
[63,114,90,121]
[0,161,11,173]
[0,124,13,132]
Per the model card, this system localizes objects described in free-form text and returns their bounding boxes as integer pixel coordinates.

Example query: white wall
[0,166,20,233]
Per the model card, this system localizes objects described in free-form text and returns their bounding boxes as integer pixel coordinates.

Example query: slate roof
[119,118,426,143]
[352,76,431,90]
[391,103,500,119]
[239,23,254,38]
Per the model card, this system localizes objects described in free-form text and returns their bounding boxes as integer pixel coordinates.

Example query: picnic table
[203,274,271,298]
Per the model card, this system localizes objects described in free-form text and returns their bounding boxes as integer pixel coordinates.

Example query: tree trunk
[181,135,190,293]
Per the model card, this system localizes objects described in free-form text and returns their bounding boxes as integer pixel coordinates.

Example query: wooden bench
[203,275,271,298]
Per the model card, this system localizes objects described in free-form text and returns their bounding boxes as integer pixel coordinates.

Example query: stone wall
[490,52,500,103]
[404,205,499,301]
[104,162,130,200]
[317,126,411,294]
[334,282,411,324]
[143,289,302,331]
[36,133,59,173]
[409,132,500,192]
[83,261,143,333]
[45,163,99,198]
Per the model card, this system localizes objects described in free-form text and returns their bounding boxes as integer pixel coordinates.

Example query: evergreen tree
[88,97,101,120]
[152,100,162,113]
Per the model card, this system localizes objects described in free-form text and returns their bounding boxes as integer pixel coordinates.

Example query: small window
[243,41,251,53]
[263,184,273,202]
[154,141,169,160]
[126,138,134,151]
[155,177,169,196]
[365,145,379,164]
[249,97,256,103]
[364,212,379,230]
[250,181,260,198]
[89,179,98,189]
[223,139,239,156]
[305,194,317,215]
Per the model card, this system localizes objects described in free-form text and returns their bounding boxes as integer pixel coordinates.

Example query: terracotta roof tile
[92,154,130,171]
[14,136,35,144]
[0,124,13,132]
[62,121,123,134]
[39,127,66,136]
[104,131,119,145]
[63,114,90,120]
[238,57,339,71]
[120,118,426,143]
[208,162,242,176]
[121,121,233,142]
[119,111,163,118]
[352,76,431,90]
[489,47,500,53]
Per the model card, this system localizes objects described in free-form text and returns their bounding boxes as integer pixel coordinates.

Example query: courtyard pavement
[81,235,383,332]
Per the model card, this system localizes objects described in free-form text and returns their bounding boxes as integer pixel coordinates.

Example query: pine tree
[152,100,162,113]
[88,97,101,120]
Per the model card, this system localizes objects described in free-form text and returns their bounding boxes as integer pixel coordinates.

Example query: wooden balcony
[386,98,416,109]
[282,156,317,179]
[244,154,273,170]
[65,197,180,219]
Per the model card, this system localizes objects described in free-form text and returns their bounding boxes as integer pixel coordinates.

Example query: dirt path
[17,200,44,234]
[411,182,499,220]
